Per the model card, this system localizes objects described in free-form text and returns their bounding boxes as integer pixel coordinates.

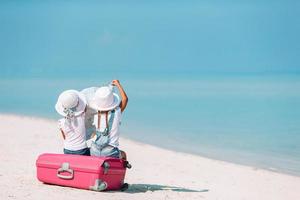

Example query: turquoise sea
[1,73,300,176]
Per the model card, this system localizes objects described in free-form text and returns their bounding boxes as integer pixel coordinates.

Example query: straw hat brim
[55,90,87,117]
[89,93,121,111]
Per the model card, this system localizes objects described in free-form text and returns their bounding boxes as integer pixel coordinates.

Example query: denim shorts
[63,147,90,156]
[90,144,120,158]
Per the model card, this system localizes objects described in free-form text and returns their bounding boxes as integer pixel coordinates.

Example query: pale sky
[0,0,299,77]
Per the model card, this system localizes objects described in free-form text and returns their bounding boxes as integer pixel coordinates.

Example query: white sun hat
[89,86,121,111]
[55,90,87,117]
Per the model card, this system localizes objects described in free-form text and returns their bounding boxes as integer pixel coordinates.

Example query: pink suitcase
[36,153,128,191]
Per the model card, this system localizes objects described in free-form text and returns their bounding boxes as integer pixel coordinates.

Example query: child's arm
[112,80,128,112]
[90,132,96,140]
[60,129,66,140]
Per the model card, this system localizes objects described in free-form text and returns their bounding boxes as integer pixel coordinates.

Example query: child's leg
[84,148,91,156]
[119,150,132,169]
[120,150,127,160]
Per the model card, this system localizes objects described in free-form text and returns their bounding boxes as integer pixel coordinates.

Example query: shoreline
[1,114,300,199]
[1,112,299,177]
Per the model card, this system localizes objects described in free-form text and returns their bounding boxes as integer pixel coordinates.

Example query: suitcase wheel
[121,183,129,191]
[89,179,107,192]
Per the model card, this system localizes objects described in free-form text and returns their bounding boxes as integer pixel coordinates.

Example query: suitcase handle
[57,162,74,180]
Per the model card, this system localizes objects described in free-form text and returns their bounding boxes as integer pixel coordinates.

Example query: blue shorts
[63,147,90,156]
[90,145,120,158]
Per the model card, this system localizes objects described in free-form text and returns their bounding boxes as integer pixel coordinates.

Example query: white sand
[0,114,299,200]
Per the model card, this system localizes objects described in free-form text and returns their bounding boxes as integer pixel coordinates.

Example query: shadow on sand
[122,184,209,194]
[43,182,209,194]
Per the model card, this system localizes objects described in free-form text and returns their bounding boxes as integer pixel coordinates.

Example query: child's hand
[111,79,120,86]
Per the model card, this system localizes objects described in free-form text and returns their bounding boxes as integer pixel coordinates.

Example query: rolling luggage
[36,153,129,191]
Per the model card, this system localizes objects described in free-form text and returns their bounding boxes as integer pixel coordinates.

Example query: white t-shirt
[93,107,122,148]
[58,112,87,151]
[80,87,98,139]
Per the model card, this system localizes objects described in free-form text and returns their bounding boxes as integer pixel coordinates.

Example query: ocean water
[1,74,300,176]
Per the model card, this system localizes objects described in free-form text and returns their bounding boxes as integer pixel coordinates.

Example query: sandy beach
[0,114,299,200]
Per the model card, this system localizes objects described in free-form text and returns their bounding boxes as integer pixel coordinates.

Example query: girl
[55,90,90,156]
[89,80,128,160]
